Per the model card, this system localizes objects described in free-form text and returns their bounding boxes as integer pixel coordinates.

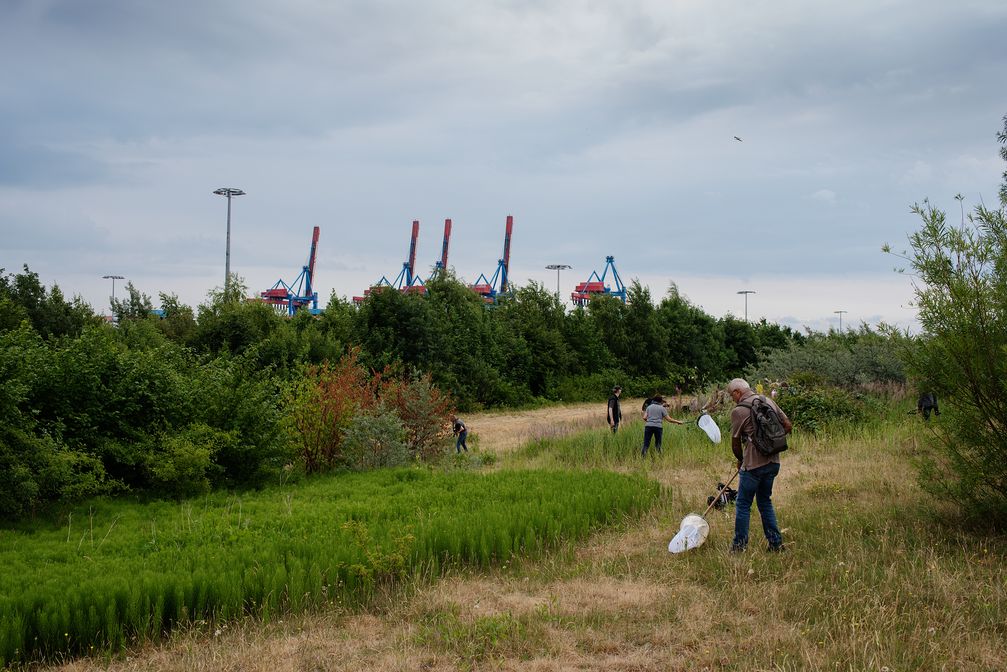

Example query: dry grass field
[48,401,1006,672]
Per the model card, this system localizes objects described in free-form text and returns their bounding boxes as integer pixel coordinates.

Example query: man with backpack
[728,378,792,553]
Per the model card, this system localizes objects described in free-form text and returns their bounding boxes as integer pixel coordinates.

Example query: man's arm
[730,407,745,466]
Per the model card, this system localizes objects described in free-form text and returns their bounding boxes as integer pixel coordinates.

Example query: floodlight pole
[737,290,756,323]
[834,310,847,332]
[102,274,125,309]
[213,187,246,295]
[545,264,572,302]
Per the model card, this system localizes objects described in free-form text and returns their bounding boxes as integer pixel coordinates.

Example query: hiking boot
[767,543,786,553]
[729,543,746,554]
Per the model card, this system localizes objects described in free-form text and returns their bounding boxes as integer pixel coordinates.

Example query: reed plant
[0,468,658,666]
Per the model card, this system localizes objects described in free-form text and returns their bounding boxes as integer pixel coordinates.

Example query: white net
[667,513,710,553]
[697,413,722,444]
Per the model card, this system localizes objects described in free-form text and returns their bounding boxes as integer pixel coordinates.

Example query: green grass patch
[516,418,729,470]
[0,467,659,666]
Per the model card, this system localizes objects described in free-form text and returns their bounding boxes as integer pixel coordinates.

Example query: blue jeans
[732,462,782,550]
[455,430,468,453]
[642,426,663,455]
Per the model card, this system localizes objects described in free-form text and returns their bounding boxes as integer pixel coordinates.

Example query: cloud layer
[2,0,1005,330]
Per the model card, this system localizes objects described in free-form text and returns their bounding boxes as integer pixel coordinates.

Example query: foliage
[878,119,1007,527]
[774,385,869,435]
[285,350,379,473]
[380,372,455,460]
[143,424,223,498]
[154,292,198,345]
[0,265,98,339]
[110,282,154,322]
[748,327,905,389]
[0,468,659,666]
[340,408,410,470]
[887,191,1007,525]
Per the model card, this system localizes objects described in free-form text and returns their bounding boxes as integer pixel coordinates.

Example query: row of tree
[1,263,818,516]
[104,272,805,407]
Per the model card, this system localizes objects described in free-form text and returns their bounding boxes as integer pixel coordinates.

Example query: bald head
[727,378,751,395]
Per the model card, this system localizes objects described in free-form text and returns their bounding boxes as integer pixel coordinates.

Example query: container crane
[470,215,513,304]
[261,226,321,316]
[571,255,626,306]
[354,220,423,303]
[431,218,452,276]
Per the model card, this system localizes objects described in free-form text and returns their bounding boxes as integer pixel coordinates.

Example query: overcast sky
[2,0,1005,333]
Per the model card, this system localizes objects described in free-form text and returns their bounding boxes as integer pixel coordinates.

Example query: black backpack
[707,482,738,510]
[738,396,789,456]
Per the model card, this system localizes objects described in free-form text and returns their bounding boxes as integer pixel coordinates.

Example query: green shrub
[380,372,454,460]
[748,328,905,389]
[0,427,110,518]
[775,385,868,434]
[341,409,410,470]
[884,127,1007,525]
[145,424,239,498]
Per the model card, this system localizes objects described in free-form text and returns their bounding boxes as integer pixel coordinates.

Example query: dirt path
[463,400,636,453]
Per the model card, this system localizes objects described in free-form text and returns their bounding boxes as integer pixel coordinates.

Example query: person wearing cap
[607,386,623,433]
[641,395,684,456]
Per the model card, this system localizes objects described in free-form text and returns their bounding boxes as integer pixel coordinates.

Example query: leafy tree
[561,306,614,376]
[658,285,727,386]
[421,274,510,408]
[194,277,286,357]
[155,292,197,345]
[749,327,904,388]
[753,318,804,351]
[381,372,455,460]
[352,285,434,373]
[495,283,571,397]
[622,281,671,378]
[720,315,758,377]
[285,350,379,473]
[110,282,154,322]
[587,294,631,373]
[884,117,1007,526]
[0,265,98,339]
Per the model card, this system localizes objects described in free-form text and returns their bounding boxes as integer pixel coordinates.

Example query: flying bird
[734,136,743,142]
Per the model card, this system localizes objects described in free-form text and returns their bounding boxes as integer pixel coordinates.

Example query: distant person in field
[917,392,940,421]
[728,378,792,553]
[607,386,623,433]
[641,395,684,456]
[451,415,468,453]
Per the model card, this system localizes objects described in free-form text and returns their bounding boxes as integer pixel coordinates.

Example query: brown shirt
[730,390,792,471]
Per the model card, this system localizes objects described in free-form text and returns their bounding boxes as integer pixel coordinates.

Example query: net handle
[701,467,741,519]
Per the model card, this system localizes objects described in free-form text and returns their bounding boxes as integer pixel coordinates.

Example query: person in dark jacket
[451,415,468,453]
[607,386,623,433]
[917,392,940,420]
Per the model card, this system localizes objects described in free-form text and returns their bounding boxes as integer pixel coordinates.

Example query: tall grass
[498,400,1007,671]
[0,468,659,666]
[516,416,731,471]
